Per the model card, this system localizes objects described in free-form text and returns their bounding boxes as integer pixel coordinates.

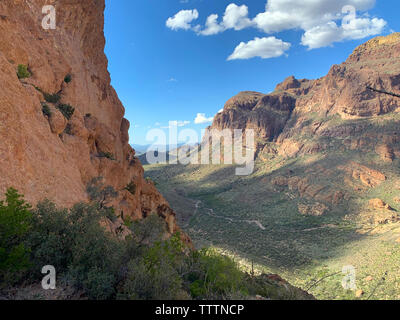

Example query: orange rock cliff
[0,0,190,244]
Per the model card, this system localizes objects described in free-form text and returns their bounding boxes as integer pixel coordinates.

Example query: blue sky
[104,0,399,145]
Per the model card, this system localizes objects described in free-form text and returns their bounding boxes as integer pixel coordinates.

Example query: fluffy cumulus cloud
[301,16,386,49]
[228,37,291,60]
[253,0,376,33]
[166,0,387,57]
[166,9,199,30]
[194,113,214,124]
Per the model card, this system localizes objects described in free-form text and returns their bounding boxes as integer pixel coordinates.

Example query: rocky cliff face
[210,33,400,220]
[213,33,400,152]
[0,0,189,244]
[212,33,400,158]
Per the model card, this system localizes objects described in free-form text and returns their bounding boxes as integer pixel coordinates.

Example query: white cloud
[166,9,199,31]
[161,120,191,129]
[217,109,224,113]
[194,113,214,124]
[253,0,376,33]
[197,4,253,35]
[167,1,387,52]
[198,14,225,36]
[228,37,291,60]
[222,4,253,31]
[301,15,387,49]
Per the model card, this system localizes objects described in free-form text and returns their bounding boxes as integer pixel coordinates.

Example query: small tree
[86,177,118,209]
[0,188,32,286]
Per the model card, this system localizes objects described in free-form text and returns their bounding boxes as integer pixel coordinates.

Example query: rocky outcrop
[208,33,400,218]
[0,0,190,245]
[211,33,400,156]
[369,198,393,211]
[211,91,296,143]
[298,203,328,216]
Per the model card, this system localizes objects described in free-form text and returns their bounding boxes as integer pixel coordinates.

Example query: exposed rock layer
[0,0,189,244]
[210,33,400,219]
[212,33,400,153]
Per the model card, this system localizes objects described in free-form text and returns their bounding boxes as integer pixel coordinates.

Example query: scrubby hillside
[144,33,400,300]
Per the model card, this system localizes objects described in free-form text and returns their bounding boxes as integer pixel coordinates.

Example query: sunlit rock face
[0,0,190,245]
[212,33,400,155]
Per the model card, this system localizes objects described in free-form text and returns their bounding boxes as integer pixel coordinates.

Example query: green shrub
[86,177,118,209]
[41,103,51,117]
[0,188,32,287]
[27,201,72,277]
[120,233,185,300]
[145,177,157,186]
[64,123,73,135]
[64,74,72,83]
[120,256,183,300]
[128,214,166,246]
[17,64,31,79]
[28,201,124,299]
[98,151,115,160]
[65,203,124,299]
[43,93,61,104]
[185,248,246,299]
[57,104,75,120]
[124,181,136,195]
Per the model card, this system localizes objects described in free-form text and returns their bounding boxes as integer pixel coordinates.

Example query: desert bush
[86,177,118,209]
[64,123,73,135]
[128,214,165,246]
[27,201,72,277]
[120,233,185,300]
[43,92,61,104]
[98,151,115,160]
[0,188,32,287]
[120,256,183,300]
[41,103,51,117]
[64,74,72,83]
[145,177,157,185]
[184,248,246,299]
[65,204,124,299]
[124,181,136,195]
[17,64,31,79]
[28,201,124,299]
[57,104,75,120]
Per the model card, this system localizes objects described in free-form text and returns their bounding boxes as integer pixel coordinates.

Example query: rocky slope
[213,33,400,144]
[0,0,189,244]
[210,33,400,220]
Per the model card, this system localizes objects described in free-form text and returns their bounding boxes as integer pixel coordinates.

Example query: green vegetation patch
[44,93,61,104]
[56,104,75,120]
[17,64,31,79]
[41,103,51,118]
[64,74,72,83]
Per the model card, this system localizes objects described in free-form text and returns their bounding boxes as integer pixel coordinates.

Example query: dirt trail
[193,200,266,231]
